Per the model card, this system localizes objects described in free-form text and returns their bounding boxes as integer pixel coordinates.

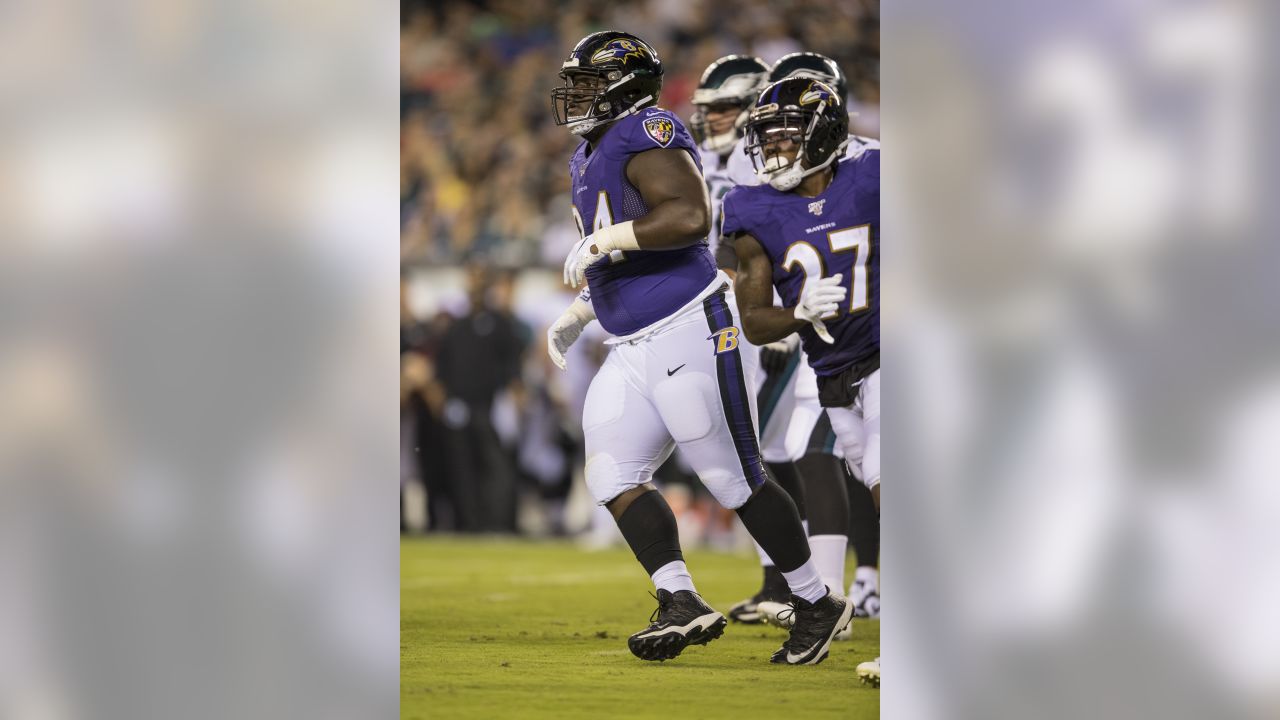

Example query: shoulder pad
[611,108,696,155]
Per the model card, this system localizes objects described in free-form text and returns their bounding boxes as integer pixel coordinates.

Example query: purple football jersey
[721,151,879,377]
[569,108,718,336]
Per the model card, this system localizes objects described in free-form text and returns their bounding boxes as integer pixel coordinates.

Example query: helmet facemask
[689,70,765,154]
[552,67,655,136]
[690,100,750,154]
[746,101,849,191]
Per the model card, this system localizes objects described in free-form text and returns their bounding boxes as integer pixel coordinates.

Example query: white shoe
[755,600,795,629]
[848,578,880,618]
[856,657,880,687]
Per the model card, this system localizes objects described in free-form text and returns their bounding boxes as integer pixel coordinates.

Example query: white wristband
[566,297,595,324]
[591,220,640,253]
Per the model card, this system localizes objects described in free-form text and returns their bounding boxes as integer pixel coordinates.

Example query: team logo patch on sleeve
[642,117,675,147]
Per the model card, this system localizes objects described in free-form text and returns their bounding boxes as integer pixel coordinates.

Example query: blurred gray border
[884,1,1272,718]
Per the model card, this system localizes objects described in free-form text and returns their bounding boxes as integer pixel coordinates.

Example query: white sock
[781,560,827,604]
[808,534,848,595]
[651,560,696,594]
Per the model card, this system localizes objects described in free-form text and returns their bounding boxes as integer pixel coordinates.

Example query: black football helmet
[551,31,664,136]
[744,77,849,191]
[768,52,848,101]
[689,55,769,154]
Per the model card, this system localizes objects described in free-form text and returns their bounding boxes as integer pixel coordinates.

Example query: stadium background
[400,0,879,540]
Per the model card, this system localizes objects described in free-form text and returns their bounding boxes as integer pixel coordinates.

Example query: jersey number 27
[782,225,872,318]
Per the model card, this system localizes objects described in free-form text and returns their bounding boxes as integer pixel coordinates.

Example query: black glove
[759,339,798,375]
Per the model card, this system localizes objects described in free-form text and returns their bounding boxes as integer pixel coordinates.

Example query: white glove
[546,298,596,371]
[562,221,640,288]
[562,234,607,288]
[794,274,846,344]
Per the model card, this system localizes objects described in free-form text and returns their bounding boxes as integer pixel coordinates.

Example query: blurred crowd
[400,0,879,538]
[400,0,879,268]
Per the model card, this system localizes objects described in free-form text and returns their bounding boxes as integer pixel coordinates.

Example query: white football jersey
[723,136,761,195]
[699,145,748,258]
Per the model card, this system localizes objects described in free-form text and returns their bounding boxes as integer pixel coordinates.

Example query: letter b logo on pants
[709,327,740,354]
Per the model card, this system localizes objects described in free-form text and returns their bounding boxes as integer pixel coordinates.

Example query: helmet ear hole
[621,86,655,110]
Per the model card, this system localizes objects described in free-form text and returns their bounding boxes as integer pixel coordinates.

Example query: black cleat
[627,590,727,661]
[728,587,791,624]
[730,565,791,624]
[769,590,854,665]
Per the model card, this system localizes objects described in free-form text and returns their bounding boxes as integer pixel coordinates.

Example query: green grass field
[402,537,879,719]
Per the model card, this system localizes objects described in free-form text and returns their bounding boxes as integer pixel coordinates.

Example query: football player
[761,51,883,623]
[689,54,770,265]
[721,76,880,680]
[546,31,852,665]
[699,51,881,625]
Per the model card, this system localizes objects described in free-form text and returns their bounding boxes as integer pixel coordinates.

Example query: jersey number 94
[572,191,628,265]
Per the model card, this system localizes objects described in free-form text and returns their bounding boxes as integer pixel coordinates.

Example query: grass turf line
[403,537,879,719]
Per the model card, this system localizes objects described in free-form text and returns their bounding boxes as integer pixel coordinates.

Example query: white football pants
[583,284,767,510]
